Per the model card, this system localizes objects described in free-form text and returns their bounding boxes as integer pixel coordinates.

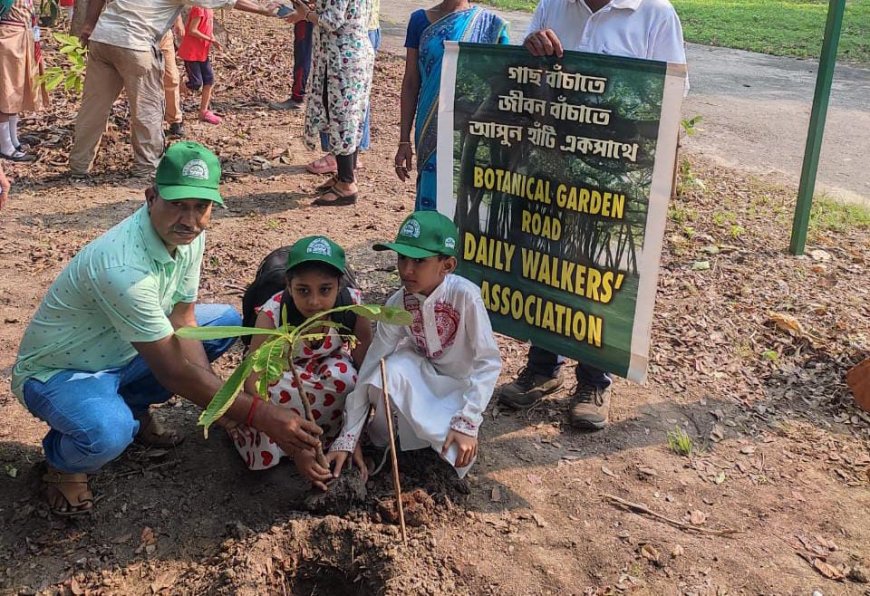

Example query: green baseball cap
[155,141,223,205]
[286,236,346,273]
[373,211,459,258]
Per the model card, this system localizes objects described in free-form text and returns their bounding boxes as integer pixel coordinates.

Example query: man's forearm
[84,0,106,29]
[156,360,263,427]
[232,0,273,17]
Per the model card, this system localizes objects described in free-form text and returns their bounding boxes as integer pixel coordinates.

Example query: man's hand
[394,144,413,182]
[293,449,333,491]
[79,24,94,47]
[0,164,10,211]
[524,29,564,57]
[442,429,478,468]
[257,403,323,454]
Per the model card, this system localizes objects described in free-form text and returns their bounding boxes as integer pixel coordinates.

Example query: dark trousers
[527,346,612,389]
[292,20,314,102]
[320,64,357,183]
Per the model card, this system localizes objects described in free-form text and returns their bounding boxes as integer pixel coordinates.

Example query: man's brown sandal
[42,468,95,517]
[135,413,185,449]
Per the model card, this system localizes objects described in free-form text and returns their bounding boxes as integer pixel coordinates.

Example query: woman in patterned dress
[231,236,372,489]
[284,0,374,207]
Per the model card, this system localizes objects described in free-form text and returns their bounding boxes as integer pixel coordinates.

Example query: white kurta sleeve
[449,294,502,438]
[329,292,407,452]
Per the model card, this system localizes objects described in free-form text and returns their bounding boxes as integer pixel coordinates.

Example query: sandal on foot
[306,154,337,175]
[314,175,338,194]
[135,413,185,448]
[42,468,95,517]
[312,187,357,207]
[0,149,36,163]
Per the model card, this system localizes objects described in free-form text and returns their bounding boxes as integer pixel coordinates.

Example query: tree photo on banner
[436,42,686,382]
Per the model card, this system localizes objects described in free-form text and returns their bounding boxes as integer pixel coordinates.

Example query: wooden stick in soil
[380,358,407,545]
[289,364,328,468]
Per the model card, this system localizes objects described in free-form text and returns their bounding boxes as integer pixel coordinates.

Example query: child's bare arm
[173,15,185,38]
[350,315,373,369]
[186,14,217,44]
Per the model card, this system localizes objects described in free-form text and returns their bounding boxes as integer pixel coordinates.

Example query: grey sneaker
[568,383,611,430]
[168,122,185,137]
[269,97,303,111]
[497,367,563,409]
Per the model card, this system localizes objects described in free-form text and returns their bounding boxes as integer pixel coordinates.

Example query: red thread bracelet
[246,398,260,427]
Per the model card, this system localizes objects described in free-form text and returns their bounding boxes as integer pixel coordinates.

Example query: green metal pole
[789,0,846,255]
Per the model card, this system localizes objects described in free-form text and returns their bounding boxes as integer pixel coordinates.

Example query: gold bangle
[398,141,412,146]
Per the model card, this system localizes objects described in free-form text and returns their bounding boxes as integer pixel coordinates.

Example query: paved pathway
[378,0,870,206]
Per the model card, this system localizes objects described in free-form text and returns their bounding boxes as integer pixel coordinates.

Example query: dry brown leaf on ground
[767,312,806,337]
[812,558,846,581]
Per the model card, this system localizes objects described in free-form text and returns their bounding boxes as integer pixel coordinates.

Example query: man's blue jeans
[22,304,241,474]
[527,346,612,389]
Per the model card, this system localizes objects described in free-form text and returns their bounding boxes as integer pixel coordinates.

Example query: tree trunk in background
[71,0,88,37]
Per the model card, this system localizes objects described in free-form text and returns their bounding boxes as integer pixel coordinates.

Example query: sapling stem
[380,358,407,544]
[289,356,328,468]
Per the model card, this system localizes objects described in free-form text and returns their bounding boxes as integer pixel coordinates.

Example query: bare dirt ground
[0,14,868,596]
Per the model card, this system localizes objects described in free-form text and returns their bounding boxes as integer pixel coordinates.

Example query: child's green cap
[286,236,346,272]
[155,141,223,205]
[373,211,458,258]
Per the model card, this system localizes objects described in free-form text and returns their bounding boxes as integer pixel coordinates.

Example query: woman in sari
[394,2,508,211]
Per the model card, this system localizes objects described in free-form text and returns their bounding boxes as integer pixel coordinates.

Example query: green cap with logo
[155,141,223,205]
[286,235,346,273]
[373,211,458,258]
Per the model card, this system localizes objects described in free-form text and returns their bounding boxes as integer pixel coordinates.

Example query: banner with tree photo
[437,42,686,382]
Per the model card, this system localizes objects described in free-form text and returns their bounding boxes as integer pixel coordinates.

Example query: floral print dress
[232,291,360,470]
[303,0,374,156]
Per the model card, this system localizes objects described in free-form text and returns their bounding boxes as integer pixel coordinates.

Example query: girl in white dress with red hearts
[232,236,372,488]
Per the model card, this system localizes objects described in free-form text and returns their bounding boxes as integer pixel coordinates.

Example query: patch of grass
[480,0,870,64]
[672,0,870,64]
[808,196,870,234]
[666,426,694,457]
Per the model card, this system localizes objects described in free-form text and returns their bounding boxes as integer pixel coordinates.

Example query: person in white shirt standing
[68,0,287,179]
[497,0,687,430]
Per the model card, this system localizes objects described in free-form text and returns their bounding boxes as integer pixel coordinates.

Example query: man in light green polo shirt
[14,142,323,516]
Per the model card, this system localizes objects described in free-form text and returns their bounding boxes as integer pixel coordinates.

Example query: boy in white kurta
[328,212,502,478]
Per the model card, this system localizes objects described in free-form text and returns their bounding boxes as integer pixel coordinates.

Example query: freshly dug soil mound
[302,466,368,514]
[377,488,436,527]
[194,515,468,595]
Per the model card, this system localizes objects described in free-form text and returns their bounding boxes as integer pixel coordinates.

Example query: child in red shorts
[178,6,222,125]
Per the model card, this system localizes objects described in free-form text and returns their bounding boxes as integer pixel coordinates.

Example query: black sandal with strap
[42,468,95,517]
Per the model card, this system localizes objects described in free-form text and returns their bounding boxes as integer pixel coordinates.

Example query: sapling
[176,303,412,467]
